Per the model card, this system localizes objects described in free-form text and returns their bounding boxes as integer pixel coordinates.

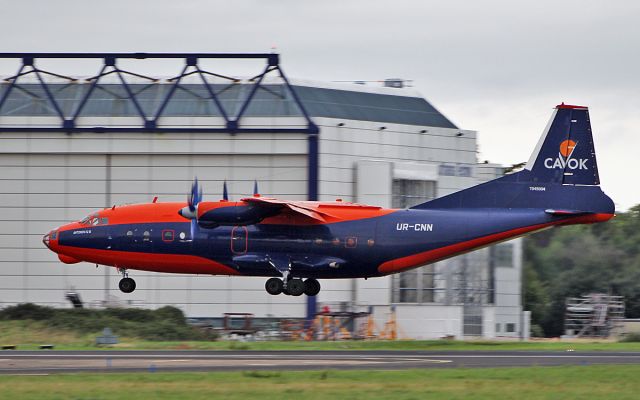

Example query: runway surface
[2,350,640,374]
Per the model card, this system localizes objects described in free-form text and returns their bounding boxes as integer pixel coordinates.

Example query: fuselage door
[231,226,248,254]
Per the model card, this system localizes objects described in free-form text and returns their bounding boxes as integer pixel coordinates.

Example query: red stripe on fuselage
[56,245,240,275]
[378,213,614,274]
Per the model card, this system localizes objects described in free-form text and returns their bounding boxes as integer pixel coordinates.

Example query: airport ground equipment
[565,293,624,338]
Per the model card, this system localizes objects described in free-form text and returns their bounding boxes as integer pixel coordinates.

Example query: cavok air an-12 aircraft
[43,104,614,297]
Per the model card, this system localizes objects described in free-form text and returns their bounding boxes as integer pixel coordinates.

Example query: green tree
[525,205,640,336]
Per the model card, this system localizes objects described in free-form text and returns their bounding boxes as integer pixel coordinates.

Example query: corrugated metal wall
[0,132,311,317]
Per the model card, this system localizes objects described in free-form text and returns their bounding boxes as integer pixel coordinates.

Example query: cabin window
[143,231,151,242]
[162,230,175,242]
[126,230,133,237]
[345,237,357,248]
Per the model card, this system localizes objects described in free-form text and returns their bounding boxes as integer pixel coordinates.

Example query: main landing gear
[265,277,320,297]
[118,268,136,293]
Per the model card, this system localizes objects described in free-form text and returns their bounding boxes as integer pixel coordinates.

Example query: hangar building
[0,53,526,339]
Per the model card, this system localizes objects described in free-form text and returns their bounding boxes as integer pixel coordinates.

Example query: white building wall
[476,163,525,338]
[494,238,524,338]
[395,305,463,339]
[0,129,310,318]
[319,128,525,339]
[313,115,479,319]
[313,116,491,339]
[0,90,525,339]
[316,117,477,203]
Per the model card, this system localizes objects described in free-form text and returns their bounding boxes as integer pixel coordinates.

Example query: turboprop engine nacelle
[181,201,281,228]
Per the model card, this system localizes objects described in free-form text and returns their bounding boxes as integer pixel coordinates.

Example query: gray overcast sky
[2,0,638,210]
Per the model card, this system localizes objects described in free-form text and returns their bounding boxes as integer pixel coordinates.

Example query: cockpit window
[80,214,108,226]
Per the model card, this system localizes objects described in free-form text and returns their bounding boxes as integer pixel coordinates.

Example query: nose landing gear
[265,277,320,296]
[118,268,136,293]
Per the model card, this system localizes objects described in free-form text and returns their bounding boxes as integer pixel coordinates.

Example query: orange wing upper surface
[243,197,396,225]
[85,198,395,227]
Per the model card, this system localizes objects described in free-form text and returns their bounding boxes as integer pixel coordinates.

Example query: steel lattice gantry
[0,52,319,319]
[0,51,319,195]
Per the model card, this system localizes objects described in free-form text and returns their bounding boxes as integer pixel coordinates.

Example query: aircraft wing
[241,197,338,222]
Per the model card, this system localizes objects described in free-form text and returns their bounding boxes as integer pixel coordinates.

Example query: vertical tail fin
[525,103,600,185]
[411,104,613,213]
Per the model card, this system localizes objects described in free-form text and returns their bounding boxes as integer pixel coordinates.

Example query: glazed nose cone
[42,230,59,252]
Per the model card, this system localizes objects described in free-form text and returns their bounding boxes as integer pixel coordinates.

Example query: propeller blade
[188,177,202,212]
[223,180,229,201]
[190,219,197,241]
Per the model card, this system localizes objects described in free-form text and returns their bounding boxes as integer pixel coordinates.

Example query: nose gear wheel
[118,277,136,293]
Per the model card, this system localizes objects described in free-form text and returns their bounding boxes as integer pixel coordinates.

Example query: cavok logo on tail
[544,139,588,170]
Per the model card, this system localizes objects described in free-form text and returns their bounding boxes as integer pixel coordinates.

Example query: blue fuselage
[56,207,581,278]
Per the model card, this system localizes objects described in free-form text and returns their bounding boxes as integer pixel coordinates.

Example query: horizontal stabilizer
[544,209,593,216]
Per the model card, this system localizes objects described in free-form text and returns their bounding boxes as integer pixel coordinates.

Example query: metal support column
[306,132,320,322]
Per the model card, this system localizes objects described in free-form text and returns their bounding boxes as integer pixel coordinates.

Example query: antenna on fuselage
[222,180,229,201]
[253,180,260,197]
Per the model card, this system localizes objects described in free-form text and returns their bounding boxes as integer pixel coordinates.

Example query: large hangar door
[108,153,308,316]
[109,154,309,205]
[0,153,108,307]
[0,150,307,315]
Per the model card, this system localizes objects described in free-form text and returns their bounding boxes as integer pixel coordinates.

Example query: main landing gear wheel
[263,277,320,296]
[286,278,305,296]
[265,277,284,295]
[118,277,136,293]
[303,278,321,296]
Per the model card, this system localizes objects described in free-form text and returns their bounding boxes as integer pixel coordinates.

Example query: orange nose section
[58,254,81,264]
[44,228,82,264]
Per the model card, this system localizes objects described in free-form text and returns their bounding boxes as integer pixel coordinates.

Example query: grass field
[3,320,640,352]
[108,338,640,352]
[1,365,639,399]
